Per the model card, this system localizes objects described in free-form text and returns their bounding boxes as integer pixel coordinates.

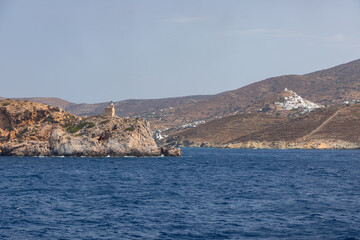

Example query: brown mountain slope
[14,97,75,109]
[229,108,340,143]
[160,59,360,127]
[65,95,211,117]
[4,58,360,130]
[79,58,359,129]
[7,95,212,121]
[163,104,360,149]
[163,113,285,147]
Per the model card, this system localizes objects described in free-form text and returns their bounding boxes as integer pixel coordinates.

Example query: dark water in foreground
[0,148,360,239]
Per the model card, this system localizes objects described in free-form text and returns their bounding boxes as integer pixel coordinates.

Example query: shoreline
[168,139,360,150]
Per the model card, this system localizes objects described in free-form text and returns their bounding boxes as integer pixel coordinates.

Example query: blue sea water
[0,148,359,240]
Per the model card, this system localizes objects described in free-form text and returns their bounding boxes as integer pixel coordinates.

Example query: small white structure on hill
[154,130,167,140]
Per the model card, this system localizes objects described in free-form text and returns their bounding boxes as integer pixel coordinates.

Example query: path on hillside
[301,107,346,141]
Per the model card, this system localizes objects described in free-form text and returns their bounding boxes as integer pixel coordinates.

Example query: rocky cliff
[0,100,180,157]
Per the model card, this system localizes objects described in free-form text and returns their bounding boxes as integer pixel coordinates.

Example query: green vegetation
[67,125,82,133]
[46,115,56,123]
[8,125,14,131]
[125,127,135,131]
[100,120,110,124]
[31,128,39,133]
[62,121,72,128]
[2,102,10,106]
[67,121,95,133]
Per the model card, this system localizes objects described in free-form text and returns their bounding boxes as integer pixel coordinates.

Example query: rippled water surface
[1,148,360,239]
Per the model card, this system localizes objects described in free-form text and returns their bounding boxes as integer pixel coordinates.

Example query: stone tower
[104,102,115,117]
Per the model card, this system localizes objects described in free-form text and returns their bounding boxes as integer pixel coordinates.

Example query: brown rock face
[161,146,182,157]
[0,100,180,157]
[47,117,161,157]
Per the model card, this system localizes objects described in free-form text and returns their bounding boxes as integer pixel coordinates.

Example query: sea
[0,148,359,240]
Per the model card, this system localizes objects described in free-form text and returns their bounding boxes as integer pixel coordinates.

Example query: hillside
[69,58,360,129]
[14,97,75,109]
[156,59,360,128]
[3,58,360,131]
[162,113,285,147]
[6,95,212,129]
[65,95,211,117]
[162,104,360,149]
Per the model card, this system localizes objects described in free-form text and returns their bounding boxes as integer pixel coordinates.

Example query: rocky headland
[0,100,180,157]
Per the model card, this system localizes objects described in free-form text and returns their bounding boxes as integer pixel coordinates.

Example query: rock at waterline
[161,146,182,157]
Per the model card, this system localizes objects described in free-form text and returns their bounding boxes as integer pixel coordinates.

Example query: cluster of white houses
[154,130,168,140]
[342,99,360,105]
[275,88,322,113]
[180,120,206,129]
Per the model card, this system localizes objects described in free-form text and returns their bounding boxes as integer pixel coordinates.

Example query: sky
[0,0,360,103]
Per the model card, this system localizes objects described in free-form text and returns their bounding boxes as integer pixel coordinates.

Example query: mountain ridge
[2,58,360,130]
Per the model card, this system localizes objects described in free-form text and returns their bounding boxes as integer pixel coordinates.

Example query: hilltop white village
[275,88,323,113]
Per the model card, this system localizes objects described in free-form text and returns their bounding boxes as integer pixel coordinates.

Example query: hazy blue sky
[1,0,360,103]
